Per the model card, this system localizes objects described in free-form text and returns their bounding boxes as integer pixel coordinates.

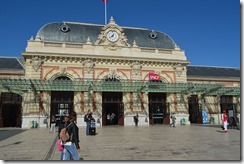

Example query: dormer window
[149,31,157,39]
[60,24,70,33]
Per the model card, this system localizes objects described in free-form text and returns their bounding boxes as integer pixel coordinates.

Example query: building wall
[20,20,191,128]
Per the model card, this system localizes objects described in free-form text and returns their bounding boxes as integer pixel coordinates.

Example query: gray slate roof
[0,57,24,71]
[187,65,240,78]
[36,22,176,49]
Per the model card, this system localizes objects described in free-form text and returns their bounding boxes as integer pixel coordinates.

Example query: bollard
[29,121,34,128]
[211,117,215,124]
[180,118,186,125]
[33,121,38,128]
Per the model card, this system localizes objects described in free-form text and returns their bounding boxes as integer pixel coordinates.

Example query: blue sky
[0,0,241,68]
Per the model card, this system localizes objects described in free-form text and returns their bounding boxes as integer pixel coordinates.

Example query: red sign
[149,72,160,81]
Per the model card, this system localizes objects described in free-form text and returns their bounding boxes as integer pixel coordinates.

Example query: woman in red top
[222,110,228,133]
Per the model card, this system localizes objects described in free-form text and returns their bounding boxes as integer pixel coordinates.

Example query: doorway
[220,95,236,127]
[148,93,168,125]
[0,92,22,127]
[50,91,74,127]
[188,95,201,123]
[102,92,123,126]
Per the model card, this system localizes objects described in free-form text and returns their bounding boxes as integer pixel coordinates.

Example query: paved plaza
[0,124,241,161]
[52,124,241,161]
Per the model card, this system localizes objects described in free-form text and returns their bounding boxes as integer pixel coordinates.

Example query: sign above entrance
[149,72,160,81]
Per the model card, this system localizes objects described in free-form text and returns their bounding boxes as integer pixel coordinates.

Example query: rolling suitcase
[89,122,96,135]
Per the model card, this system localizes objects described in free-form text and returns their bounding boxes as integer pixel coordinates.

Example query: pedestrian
[62,111,80,160]
[133,113,139,126]
[111,113,115,125]
[85,109,92,135]
[222,110,228,133]
[50,115,56,133]
[170,113,176,127]
[106,113,111,125]
[237,113,240,130]
[58,115,69,160]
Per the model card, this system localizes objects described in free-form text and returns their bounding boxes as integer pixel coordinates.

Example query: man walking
[85,109,92,135]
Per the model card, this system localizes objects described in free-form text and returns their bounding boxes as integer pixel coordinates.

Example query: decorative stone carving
[119,32,130,47]
[131,61,142,75]
[95,16,130,47]
[82,59,95,73]
[173,63,184,76]
[108,68,116,79]
[60,67,67,74]
[31,56,43,72]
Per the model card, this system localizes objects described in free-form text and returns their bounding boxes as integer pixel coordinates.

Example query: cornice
[187,76,240,82]
[22,53,189,69]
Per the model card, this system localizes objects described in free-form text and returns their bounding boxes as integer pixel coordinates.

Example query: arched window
[55,76,71,80]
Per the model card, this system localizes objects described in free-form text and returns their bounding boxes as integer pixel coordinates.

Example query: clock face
[107,31,119,42]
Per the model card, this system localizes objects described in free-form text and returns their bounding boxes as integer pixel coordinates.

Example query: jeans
[50,123,55,132]
[60,151,64,160]
[224,121,228,131]
[86,121,91,135]
[63,143,79,160]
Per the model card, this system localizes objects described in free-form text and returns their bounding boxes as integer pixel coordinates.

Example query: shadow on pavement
[0,128,27,141]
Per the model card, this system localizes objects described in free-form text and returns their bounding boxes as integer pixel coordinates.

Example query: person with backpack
[57,116,69,160]
[61,111,80,160]
[84,109,92,135]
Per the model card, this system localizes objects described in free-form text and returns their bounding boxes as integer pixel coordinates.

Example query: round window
[60,24,70,33]
[149,31,157,39]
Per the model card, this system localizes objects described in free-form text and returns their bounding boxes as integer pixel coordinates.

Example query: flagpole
[104,1,107,24]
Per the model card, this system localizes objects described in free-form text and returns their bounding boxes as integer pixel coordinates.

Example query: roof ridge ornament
[174,44,180,50]
[109,16,116,25]
[35,35,41,41]
[86,37,92,45]
[132,40,138,47]
[29,36,34,41]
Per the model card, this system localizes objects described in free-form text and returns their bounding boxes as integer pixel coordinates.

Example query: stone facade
[20,18,191,128]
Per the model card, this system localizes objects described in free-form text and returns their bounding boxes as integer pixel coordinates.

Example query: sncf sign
[149,73,160,81]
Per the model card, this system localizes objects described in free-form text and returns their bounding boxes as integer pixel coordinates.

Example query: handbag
[56,139,64,151]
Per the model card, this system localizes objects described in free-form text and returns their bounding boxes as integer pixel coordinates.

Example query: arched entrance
[220,95,236,127]
[147,79,168,125]
[0,92,22,127]
[148,92,168,125]
[188,95,201,123]
[102,92,123,126]
[102,77,123,126]
[50,76,74,127]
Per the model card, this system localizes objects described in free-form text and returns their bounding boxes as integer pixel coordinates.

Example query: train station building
[0,17,240,128]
